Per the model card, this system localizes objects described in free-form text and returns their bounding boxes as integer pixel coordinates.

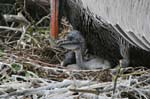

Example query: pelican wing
[79,0,150,51]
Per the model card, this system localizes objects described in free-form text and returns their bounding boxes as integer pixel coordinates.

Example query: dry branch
[3,14,29,25]
[0,26,22,32]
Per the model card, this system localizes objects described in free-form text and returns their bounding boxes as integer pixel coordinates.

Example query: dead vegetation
[0,0,149,99]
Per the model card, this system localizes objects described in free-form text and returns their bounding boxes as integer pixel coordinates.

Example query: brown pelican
[57,30,111,69]
[51,0,150,67]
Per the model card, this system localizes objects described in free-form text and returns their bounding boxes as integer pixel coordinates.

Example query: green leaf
[11,63,22,72]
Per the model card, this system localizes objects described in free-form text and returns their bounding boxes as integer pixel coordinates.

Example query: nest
[0,2,149,99]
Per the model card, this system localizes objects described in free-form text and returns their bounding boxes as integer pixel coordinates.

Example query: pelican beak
[50,0,59,39]
[57,39,81,50]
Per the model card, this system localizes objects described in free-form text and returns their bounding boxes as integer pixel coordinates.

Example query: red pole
[50,0,59,39]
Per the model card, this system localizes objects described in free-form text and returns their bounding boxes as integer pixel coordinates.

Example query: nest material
[0,50,149,99]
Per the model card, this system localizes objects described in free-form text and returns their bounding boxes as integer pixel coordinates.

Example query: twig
[0,80,92,98]
[112,66,121,94]
[112,61,123,99]
[36,14,50,26]
[3,14,29,24]
[16,25,30,48]
[0,26,22,32]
